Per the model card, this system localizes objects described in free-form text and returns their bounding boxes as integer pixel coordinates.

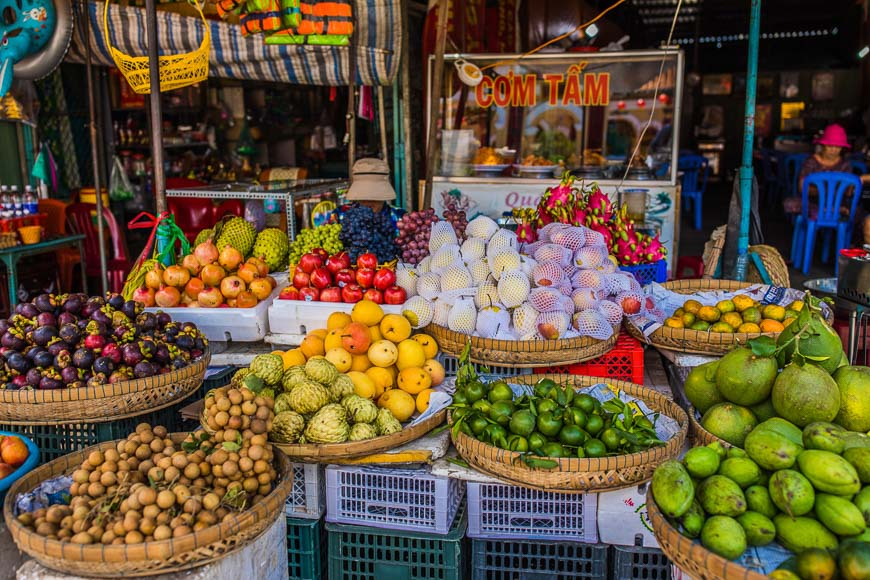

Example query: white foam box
[268,299,403,335]
[596,481,659,548]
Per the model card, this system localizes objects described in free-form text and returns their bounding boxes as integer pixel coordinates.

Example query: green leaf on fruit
[520,455,559,469]
[222,441,241,452]
[748,335,777,357]
[803,355,830,362]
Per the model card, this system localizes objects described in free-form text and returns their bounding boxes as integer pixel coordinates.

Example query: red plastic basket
[533,332,644,383]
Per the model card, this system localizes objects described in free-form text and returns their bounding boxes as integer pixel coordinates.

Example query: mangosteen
[18,303,38,319]
[153,344,170,364]
[6,352,30,373]
[31,326,58,347]
[90,307,112,327]
[102,342,121,364]
[0,320,9,335]
[68,380,85,389]
[33,294,55,313]
[36,312,57,328]
[156,311,171,327]
[59,323,80,345]
[121,343,143,366]
[137,312,158,332]
[83,334,106,351]
[123,300,143,321]
[11,375,28,389]
[33,350,54,368]
[171,358,187,370]
[107,294,124,310]
[195,337,206,351]
[54,350,71,369]
[39,375,63,389]
[25,368,42,387]
[93,356,114,375]
[47,340,67,356]
[73,348,95,369]
[109,367,132,383]
[62,294,83,314]
[133,361,156,379]
[60,366,79,384]
[175,335,195,351]
[25,346,45,360]
[190,349,204,360]
[139,339,157,359]
[2,332,25,351]
[57,312,77,327]
[87,373,106,387]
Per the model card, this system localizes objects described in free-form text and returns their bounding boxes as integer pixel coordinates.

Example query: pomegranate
[181,254,202,276]
[154,286,182,308]
[198,287,224,308]
[249,278,272,300]
[162,265,190,288]
[237,262,260,284]
[193,239,219,265]
[145,265,163,290]
[247,257,269,277]
[200,264,226,287]
[132,286,156,307]
[236,291,258,308]
[184,277,205,300]
[218,245,243,271]
[220,276,245,299]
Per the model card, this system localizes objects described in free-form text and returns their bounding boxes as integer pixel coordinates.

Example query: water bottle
[23,186,37,215]
[11,186,22,217]
[0,185,10,218]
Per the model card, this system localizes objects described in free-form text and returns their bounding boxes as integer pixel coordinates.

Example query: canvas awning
[66,0,401,86]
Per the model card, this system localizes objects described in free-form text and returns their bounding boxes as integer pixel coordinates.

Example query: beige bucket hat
[346,158,397,201]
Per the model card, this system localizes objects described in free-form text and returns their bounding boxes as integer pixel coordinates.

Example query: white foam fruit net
[467,258,491,284]
[536,311,571,339]
[534,244,573,267]
[489,249,521,280]
[597,300,625,326]
[395,267,418,298]
[537,223,571,242]
[402,296,434,328]
[429,221,458,253]
[448,298,477,334]
[497,270,531,308]
[416,272,442,301]
[532,262,564,287]
[519,256,537,281]
[604,272,640,296]
[558,295,576,316]
[476,305,511,338]
[440,265,473,292]
[521,240,544,256]
[571,288,601,311]
[572,309,614,340]
[429,244,461,273]
[571,269,604,292]
[584,228,607,247]
[487,228,518,254]
[432,300,452,326]
[529,287,563,313]
[551,226,588,251]
[416,255,432,274]
[598,258,617,274]
[466,215,499,241]
[559,281,574,296]
[574,246,609,269]
[460,237,486,262]
[475,277,501,309]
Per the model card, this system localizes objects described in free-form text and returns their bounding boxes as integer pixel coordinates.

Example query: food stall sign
[474,63,611,108]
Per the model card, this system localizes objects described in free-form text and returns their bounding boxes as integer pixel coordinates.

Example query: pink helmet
[814,124,850,149]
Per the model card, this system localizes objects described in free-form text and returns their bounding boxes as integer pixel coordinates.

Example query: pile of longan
[16,421,279,545]
[202,386,274,436]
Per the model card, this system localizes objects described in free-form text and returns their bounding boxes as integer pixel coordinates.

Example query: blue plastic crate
[471,539,609,580]
[287,516,326,580]
[619,260,667,286]
[612,545,672,580]
[198,366,236,398]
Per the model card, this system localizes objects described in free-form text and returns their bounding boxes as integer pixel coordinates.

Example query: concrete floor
[0,522,28,580]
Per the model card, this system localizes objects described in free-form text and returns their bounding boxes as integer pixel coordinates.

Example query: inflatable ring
[14,0,73,81]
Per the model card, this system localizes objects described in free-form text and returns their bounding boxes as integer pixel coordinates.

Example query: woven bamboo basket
[4,433,293,577]
[624,280,831,355]
[688,405,731,448]
[647,489,768,580]
[451,375,688,492]
[271,408,447,462]
[0,353,210,425]
[425,323,619,368]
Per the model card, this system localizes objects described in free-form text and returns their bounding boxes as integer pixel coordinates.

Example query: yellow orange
[351,300,384,326]
[397,367,432,395]
[378,389,415,422]
[411,333,439,359]
[737,322,761,333]
[416,388,435,413]
[365,367,394,392]
[367,340,398,367]
[309,328,328,339]
[325,348,353,372]
[300,335,325,358]
[368,325,383,343]
[281,349,307,369]
[347,371,377,399]
[759,319,785,333]
[380,314,412,343]
[732,295,755,312]
[350,354,372,373]
[327,311,352,331]
[396,339,426,371]
[324,329,344,352]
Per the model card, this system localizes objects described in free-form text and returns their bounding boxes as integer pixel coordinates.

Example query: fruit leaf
[748,335,777,357]
[803,355,830,362]
[520,455,559,469]
[445,457,469,468]
[222,441,241,452]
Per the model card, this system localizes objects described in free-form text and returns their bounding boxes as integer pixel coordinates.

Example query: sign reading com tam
[474,63,611,108]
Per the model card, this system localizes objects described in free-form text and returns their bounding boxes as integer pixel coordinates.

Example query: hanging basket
[104,1,210,94]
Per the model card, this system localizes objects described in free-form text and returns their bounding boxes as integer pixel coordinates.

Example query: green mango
[838,540,870,580]
[854,486,870,526]
[773,514,839,553]
[745,419,804,471]
[728,447,748,459]
[814,493,867,537]
[718,457,762,489]
[679,500,706,539]
[684,446,721,479]
[769,469,815,517]
[756,417,804,445]
[768,571,801,580]
[707,441,728,459]
[651,460,695,518]
[843,432,870,450]
[842,447,870,484]
[802,421,848,454]
[698,475,747,517]
[701,515,747,561]
[797,449,861,497]
[736,511,776,546]
[745,485,778,519]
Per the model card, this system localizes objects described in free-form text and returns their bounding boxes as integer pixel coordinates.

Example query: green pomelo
[701,403,757,447]
[685,361,725,415]
[715,347,778,406]
[749,399,777,423]
[832,365,870,433]
[776,307,845,374]
[771,363,840,427]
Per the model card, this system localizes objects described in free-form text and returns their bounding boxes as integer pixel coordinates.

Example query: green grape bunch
[287,224,343,265]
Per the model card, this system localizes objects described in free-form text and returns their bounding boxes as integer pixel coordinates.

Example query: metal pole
[377,85,389,164]
[392,80,405,208]
[734,0,761,281]
[144,0,166,214]
[422,0,449,210]
[400,0,414,210]
[82,0,108,294]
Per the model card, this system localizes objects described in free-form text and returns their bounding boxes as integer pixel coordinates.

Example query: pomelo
[715,347,777,407]
[832,365,870,432]
[701,403,758,447]
[771,363,840,428]
[684,361,724,414]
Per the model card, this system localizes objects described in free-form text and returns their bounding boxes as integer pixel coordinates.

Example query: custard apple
[341,394,378,424]
[231,367,252,387]
[252,228,289,271]
[282,366,308,392]
[305,358,338,385]
[194,228,214,247]
[260,387,276,400]
[274,392,293,415]
[250,354,284,386]
[375,408,402,436]
[348,423,378,441]
[287,380,331,415]
[269,411,305,443]
[329,374,356,402]
[216,216,257,257]
[303,404,350,443]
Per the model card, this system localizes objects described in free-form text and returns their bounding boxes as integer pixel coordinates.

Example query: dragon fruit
[586,187,613,224]
[536,173,577,225]
[516,222,538,244]
[614,238,641,266]
[638,233,667,263]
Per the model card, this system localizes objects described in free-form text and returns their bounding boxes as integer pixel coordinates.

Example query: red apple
[279,287,300,300]
[383,286,407,305]
[335,268,356,288]
[325,252,351,275]
[373,268,397,291]
[620,295,642,315]
[341,284,364,303]
[320,286,342,302]
[299,287,320,302]
[356,268,375,289]
[311,248,329,261]
[298,253,323,274]
[357,253,378,270]
[363,288,384,304]
[292,270,311,290]
[310,267,332,290]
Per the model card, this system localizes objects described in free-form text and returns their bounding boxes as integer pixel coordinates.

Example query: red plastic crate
[533,332,644,384]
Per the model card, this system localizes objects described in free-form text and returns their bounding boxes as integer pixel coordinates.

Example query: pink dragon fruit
[587,222,613,248]
[536,173,579,225]
[614,237,641,266]
[639,234,667,263]
[516,222,538,244]
[586,187,613,224]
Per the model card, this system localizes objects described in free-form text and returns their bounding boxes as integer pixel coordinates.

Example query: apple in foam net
[373,268,396,291]
[383,286,407,305]
[320,287,342,302]
[363,288,383,304]
[310,267,332,290]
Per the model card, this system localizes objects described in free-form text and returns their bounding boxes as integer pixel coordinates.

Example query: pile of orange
[663,296,804,334]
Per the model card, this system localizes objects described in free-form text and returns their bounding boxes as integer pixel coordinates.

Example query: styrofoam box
[467,481,598,542]
[268,299,402,335]
[325,464,465,535]
[284,463,325,519]
[596,481,659,548]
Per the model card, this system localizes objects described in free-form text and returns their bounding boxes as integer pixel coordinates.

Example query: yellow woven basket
[104,0,210,94]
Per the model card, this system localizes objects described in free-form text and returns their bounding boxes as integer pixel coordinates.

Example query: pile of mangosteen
[0,293,208,390]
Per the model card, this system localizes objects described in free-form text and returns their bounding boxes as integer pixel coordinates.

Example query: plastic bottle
[11,186,22,217]
[23,186,37,215]
[0,185,11,218]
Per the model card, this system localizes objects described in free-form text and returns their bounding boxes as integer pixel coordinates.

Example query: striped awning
[66,0,400,86]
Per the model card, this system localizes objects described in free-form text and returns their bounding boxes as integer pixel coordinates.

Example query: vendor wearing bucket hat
[331,158,404,226]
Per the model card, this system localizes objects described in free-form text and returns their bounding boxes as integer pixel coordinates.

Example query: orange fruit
[759,319,785,333]
[300,334,325,358]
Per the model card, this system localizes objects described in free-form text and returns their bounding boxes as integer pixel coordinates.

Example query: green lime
[542,442,566,458]
[584,438,607,457]
[507,435,529,452]
[488,381,514,404]
[488,400,515,426]
[689,320,711,331]
[601,428,621,451]
[534,379,558,398]
[585,414,604,436]
[472,399,492,415]
[528,432,548,451]
[465,381,486,403]
[509,409,536,437]
[558,424,587,447]
[484,424,507,444]
[536,412,563,437]
[537,399,558,415]
[469,415,489,436]
[452,390,468,406]
[452,407,470,422]
[572,394,596,413]
[567,408,588,429]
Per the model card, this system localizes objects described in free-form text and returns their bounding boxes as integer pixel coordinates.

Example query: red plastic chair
[214,200,244,220]
[38,199,82,292]
[167,197,215,244]
[65,203,131,294]
[676,256,705,279]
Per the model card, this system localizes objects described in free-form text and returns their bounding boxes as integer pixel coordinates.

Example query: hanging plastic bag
[121,212,190,300]
[109,156,133,201]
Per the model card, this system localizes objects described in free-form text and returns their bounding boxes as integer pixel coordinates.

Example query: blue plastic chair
[758,149,780,206]
[790,172,862,274]
[850,159,868,176]
[678,155,709,230]
[784,153,809,197]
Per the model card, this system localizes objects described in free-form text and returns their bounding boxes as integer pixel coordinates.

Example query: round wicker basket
[4,432,293,577]
[426,323,619,368]
[0,353,210,425]
[451,375,688,492]
[688,405,731,448]
[647,489,768,580]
